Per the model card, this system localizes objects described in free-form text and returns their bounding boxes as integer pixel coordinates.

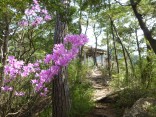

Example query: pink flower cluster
[19,0,51,27]
[4,56,40,79]
[32,34,88,95]
[1,86,13,92]
[2,56,41,96]
[2,34,88,96]
[2,0,88,97]
[15,91,25,96]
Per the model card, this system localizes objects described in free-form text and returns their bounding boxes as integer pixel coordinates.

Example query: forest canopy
[0,0,156,117]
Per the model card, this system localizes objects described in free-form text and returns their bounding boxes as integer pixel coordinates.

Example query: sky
[80,0,144,53]
[70,0,152,57]
[81,0,129,49]
[82,24,144,56]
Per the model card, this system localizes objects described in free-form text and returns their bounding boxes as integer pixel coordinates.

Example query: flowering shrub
[19,0,52,27]
[1,0,88,97]
[2,34,88,96]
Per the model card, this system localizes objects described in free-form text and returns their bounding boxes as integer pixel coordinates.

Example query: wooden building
[83,46,107,66]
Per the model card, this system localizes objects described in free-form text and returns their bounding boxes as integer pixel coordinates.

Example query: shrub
[68,59,94,117]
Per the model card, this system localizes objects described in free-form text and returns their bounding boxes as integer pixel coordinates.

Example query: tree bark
[0,15,9,90]
[94,37,98,66]
[130,0,156,54]
[135,28,142,64]
[120,39,129,83]
[93,24,98,66]
[112,22,129,83]
[110,20,119,74]
[106,31,111,77]
[124,46,135,77]
[52,0,70,117]
[78,0,84,61]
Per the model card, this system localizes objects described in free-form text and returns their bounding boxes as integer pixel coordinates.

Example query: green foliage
[39,105,52,117]
[110,55,156,117]
[0,63,2,67]
[0,0,156,116]
[148,105,156,117]
[110,73,125,88]
[68,59,94,117]
[99,66,109,77]
[81,0,104,11]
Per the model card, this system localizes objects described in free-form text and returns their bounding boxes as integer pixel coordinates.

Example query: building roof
[83,45,107,57]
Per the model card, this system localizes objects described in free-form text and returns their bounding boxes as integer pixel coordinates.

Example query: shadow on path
[86,68,117,117]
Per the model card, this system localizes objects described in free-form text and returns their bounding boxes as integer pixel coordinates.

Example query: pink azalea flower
[1,86,13,92]
[15,91,25,96]
[44,15,51,21]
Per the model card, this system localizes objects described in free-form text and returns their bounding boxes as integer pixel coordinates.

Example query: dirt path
[86,68,117,117]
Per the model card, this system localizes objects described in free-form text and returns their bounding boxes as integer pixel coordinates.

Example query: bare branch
[5,111,20,117]
[114,0,131,6]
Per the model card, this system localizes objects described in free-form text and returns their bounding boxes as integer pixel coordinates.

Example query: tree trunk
[93,24,98,66]
[120,39,129,83]
[106,31,111,77]
[52,0,70,117]
[130,0,156,54]
[112,22,129,84]
[124,46,135,78]
[110,20,119,74]
[135,28,142,64]
[0,15,9,90]
[78,0,83,61]
[94,37,98,66]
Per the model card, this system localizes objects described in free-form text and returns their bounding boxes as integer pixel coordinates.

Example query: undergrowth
[68,59,94,117]
[108,55,156,117]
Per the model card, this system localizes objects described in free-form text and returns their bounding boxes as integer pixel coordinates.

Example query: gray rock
[123,97,156,117]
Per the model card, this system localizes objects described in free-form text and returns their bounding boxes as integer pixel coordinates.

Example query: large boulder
[123,97,156,117]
